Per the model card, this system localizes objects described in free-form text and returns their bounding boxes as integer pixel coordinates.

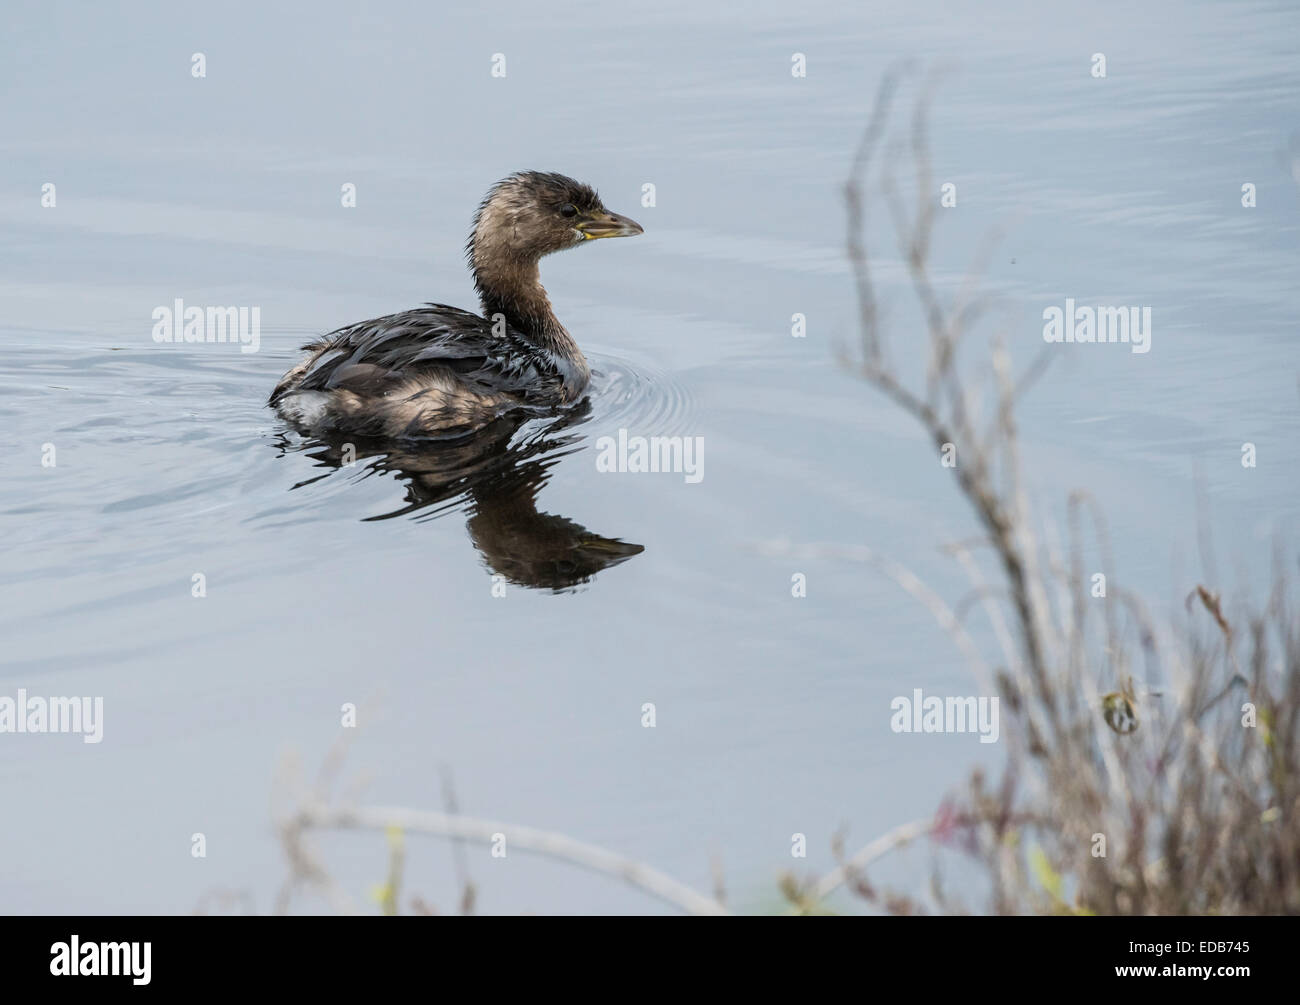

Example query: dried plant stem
[812,818,933,903]
[289,801,731,917]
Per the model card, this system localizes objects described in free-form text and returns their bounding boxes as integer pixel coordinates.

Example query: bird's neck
[472,254,589,395]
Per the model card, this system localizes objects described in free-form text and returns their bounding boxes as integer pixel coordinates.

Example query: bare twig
[289,801,730,917]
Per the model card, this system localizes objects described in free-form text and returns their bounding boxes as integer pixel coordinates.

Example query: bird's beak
[576,211,644,240]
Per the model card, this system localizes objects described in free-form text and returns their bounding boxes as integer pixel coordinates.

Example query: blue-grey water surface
[1,0,1297,913]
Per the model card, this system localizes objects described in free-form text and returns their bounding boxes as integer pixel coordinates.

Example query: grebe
[269,171,643,439]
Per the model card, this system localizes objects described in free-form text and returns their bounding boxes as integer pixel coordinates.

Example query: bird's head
[469,171,643,264]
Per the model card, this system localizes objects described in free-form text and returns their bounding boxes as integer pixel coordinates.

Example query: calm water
[2,0,1297,913]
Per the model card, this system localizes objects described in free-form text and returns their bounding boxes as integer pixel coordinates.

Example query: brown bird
[269,172,643,440]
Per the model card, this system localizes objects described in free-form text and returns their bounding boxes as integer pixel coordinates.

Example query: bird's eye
[560,204,578,218]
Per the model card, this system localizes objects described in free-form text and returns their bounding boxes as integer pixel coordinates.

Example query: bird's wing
[291,305,555,402]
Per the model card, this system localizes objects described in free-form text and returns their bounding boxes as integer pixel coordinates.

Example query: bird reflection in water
[276,404,643,592]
